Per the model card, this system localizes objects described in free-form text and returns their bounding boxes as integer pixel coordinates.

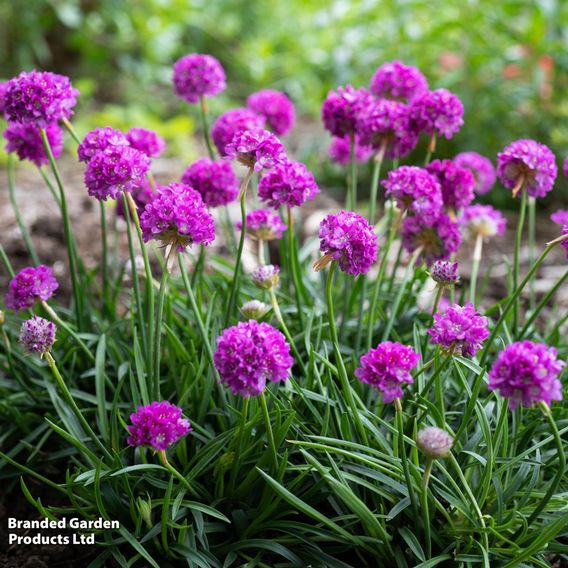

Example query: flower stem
[326,263,368,444]
[259,392,278,471]
[513,187,528,329]
[528,196,536,309]
[394,398,418,518]
[470,233,484,303]
[100,202,109,316]
[37,166,61,206]
[199,95,216,160]
[287,206,304,327]
[424,134,436,166]
[431,286,444,316]
[421,457,434,558]
[229,397,250,494]
[158,450,194,494]
[347,131,357,209]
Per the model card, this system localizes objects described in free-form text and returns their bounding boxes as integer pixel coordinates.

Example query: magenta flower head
[417,427,454,459]
[225,128,286,172]
[85,146,150,201]
[214,320,294,397]
[563,157,568,179]
[126,127,166,158]
[237,208,286,241]
[4,70,79,126]
[497,139,557,198]
[426,159,475,210]
[116,178,155,219]
[382,166,443,224]
[561,225,568,259]
[401,213,461,265]
[247,89,295,136]
[430,260,459,287]
[258,160,319,209]
[550,209,568,226]
[77,127,129,163]
[329,135,373,165]
[357,99,418,159]
[488,341,564,409]
[5,265,58,311]
[370,61,428,102]
[428,303,489,357]
[240,300,270,320]
[459,204,507,240]
[315,211,378,276]
[140,183,215,251]
[4,122,63,167]
[355,341,420,403]
[182,157,239,207]
[454,152,496,195]
[211,108,265,157]
[172,53,226,104]
[321,85,372,138]
[410,88,464,140]
[19,316,56,356]
[0,82,7,116]
[127,401,191,451]
[252,264,280,289]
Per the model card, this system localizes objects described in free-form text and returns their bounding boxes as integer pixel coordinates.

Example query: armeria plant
[0,56,567,567]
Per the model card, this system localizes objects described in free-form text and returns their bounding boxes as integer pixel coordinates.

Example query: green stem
[37,167,61,206]
[528,196,536,309]
[513,187,528,329]
[199,95,216,160]
[395,398,418,518]
[158,450,195,495]
[424,134,436,166]
[40,128,84,329]
[348,131,357,210]
[431,286,444,316]
[287,206,304,327]
[470,233,483,303]
[100,202,109,316]
[259,392,278,471]
[421,458,433,558]
[7,155,40,265]
[326,263,368,444]
[229,397,250,494]
[61,118,82,144]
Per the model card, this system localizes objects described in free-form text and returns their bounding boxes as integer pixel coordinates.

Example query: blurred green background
[1,0,568,205]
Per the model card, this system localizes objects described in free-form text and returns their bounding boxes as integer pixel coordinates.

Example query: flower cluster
[321,85,372,137]
[428,303,489,357]
[252,264,280,289]
[225,129,286,172]
[355,341,420,403]
[370,61,428,102]
[459,204,507,240]
[77,127,129,163]
[214,320,294,397]
[417,427,454,459]
[328,135,373,165]
[4,122,63,167]
[84,146,150,201]
[211,108,265,157]
[247,89,295,136]
[127,401,191,451]
[410,88,464,140]
[317,211,378,276]
[5,265,58,311]
[140,183,215,251]
[126,127,166,158]
[19,316,56,355]
[426,159,475,210]
[182,158,239,207]
[550,209,568,226]
[488,341,564,409]
[3,70,79,126]
[430,260,459,286]
[497,139,557,198]
[238,209,286,240]
[172,54,226,104]
[258,160,319,209]
[454,151,496,195]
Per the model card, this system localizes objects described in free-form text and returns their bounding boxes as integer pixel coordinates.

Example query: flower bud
[240,300,270,320]
[417,426,453,459]
[19,316,56,356]
[252,264,280,289]
[430,260,459,287]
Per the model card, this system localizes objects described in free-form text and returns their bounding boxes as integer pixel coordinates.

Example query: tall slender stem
[348,131,357,210]
[37,166,61,206]
[287,206,304,327]
[527,196,536,309]
[513,187,528,329]
[229,397,250,494]
[100,202,109,315]
[199,95,216,160]
[421,458,433,558]
[469,233,484,303]
[259,392,278,471]
[394,398,418,518]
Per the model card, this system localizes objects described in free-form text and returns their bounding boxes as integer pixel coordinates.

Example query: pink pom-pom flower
[5,265,58,311]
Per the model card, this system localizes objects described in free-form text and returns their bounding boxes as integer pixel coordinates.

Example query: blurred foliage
[1,0,568,203]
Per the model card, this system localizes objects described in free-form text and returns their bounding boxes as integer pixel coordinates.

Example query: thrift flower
[182,157,239,207]
[77,127,129,163]
[5,265,58,311]
[417,427,454,459]
[237,209,286,240]
[116,178,154,219]
[126,127,166,157]
[369,60,428,102]
[410,88,464,139]
[251,264,280,289]
[172,54,226,104]
[328,135,373,165]
[454,151,496,195]
[240,300,270,320]
[550,209,568,226]
[4,122,63,166]
[430,260,459,287]
[459,204,507,240]
[19,316,56,355]
[247,89,295,135]
[321,85,372,137]
[211,108,265,157]
[225,129,286,172]
[427,159,475,210]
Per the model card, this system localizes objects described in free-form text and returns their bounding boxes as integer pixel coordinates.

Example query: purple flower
[211,108,265,157]
[225,129,286,172]
[417,427,453,459]
[410,88,464,139]
[182,157,239,207]
[426,159,475,210]
[116,178,155,219]
[126,127,166,158]
[77,127,129,163]
[382,166,443,224]
[214,320,294,397]
[85,146,150,201]
[5,265,58,311]
[3,70,79,126]
[240,300,270,320]
[258,160,319,209]
[550,209,568,226]
[140,183,215,251]
[247,89,295,136]
[328,135,373,165]
[238,208,286,241]
[402,213,461,265]
[356,99,418,159]
[321,85,372,137]
[316,211,378,276]
[428,302,489,357]
[563,157,568,179]
[252,264,280,289]
[459,204,507,240]
[355,341,420,403]
[127,401,191,451]
[561,225,568,259]
[172,54,226,104]
[430,260,459,286]
[369,61,428,102]
[0,81,7,116]
[488,341,564,409]
[19,316,56,355]
[4,122,62,167]
[454,152,496,195]
[497,139,557,198]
